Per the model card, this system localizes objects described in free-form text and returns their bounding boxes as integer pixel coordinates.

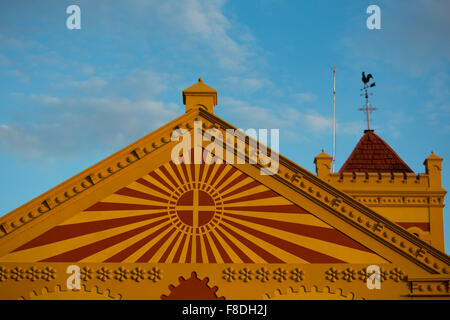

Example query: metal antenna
[332,65,336,172]
[359,72,376,130]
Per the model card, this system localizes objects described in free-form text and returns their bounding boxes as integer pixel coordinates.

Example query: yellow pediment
[0,161,386,265]
[0,108,448,278]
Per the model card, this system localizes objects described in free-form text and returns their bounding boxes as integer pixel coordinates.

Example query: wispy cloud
[0,33,46,51]
[63,77,107,90]
[29,94,62,105]
[221,96,367,143]
[116,69,176,100]
[291,92,317,104]
[121,0,256,72]
[0,53,10,66]
[1,65,184,159]
[224,76,272,93]
[222,97,334,138]
[340,0,450,75]
[0,96,181,158]
[425,72,450,128]
[6,69,29,83]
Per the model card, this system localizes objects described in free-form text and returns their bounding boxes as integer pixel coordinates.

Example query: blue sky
[0,0,449,252]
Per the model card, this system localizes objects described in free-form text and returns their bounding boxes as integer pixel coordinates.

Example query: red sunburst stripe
[214,167,237,190]
[104,223,172,262]
[136,178,171,197]
[13,212,167,252]
[222,189,280,204]
[190,162,196,187]
[223,204,308,214]
[224,212,371,252]
[202,234,217,263]
[217,173,248,194]
[220,180,262,200]
[40,218,169,262]
[185,236,193,263]
[115,187,168,203]
[214,227,253,263]
[208,231,233,263]
[179,163,191,188]
[198,164,206,184]
[172,233,188,263]
[222,218,346,263]
[149,171,175,192]
[169,161,188,191]
[209,164,227,187]
[158,231,182,263]
[203,164,216,185]
[136,228,177,262]
[219,223,284,263]
[196,235,202,263]
[159,165,181,191]
[85,202,167,211]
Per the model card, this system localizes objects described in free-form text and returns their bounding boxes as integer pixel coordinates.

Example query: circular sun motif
[167,183,224,235]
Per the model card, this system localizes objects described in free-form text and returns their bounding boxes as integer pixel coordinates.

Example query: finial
[182,78,217,114]
[359,71,376,131]
[322,148,324,153]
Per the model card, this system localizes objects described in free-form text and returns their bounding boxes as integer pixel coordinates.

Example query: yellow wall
[314,151,447,251]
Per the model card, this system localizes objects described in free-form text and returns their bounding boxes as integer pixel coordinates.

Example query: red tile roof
[339,130,413,174]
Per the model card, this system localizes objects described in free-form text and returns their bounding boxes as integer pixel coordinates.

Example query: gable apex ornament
[182,78,218,114]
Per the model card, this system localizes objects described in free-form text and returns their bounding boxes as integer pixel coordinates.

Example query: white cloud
[221,97,335,140]
[304,113,331,132]
[29,94,62,105]
[0,54,10,66]
[425,72,450,128]
[0,124,39,156]
[1,65,185,158]
[291,92,317,104]
[126,0,254,71]
[337,120,365,137]
[0,96,182,158]
[65,77,107,90]
[0,33,46,51]
[6,69,29,83]
[340,0,450,75]
[224,77,272,92]
[117,69,173,99]
[221,97,290,129]
[221,96,367,143]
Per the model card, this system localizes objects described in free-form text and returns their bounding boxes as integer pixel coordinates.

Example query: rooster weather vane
[359,72,376,131]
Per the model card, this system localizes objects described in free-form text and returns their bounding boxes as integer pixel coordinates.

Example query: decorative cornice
[328,172,433,188]
[20,284,122,300]
[219,266,408,284]
[0,265,56,282]
[407,276,450,297]
[351,195,444,208]
[265,285,358,300]
[221,267,304,283]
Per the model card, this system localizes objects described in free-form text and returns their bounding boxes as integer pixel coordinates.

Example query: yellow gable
[1,161,385,265]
